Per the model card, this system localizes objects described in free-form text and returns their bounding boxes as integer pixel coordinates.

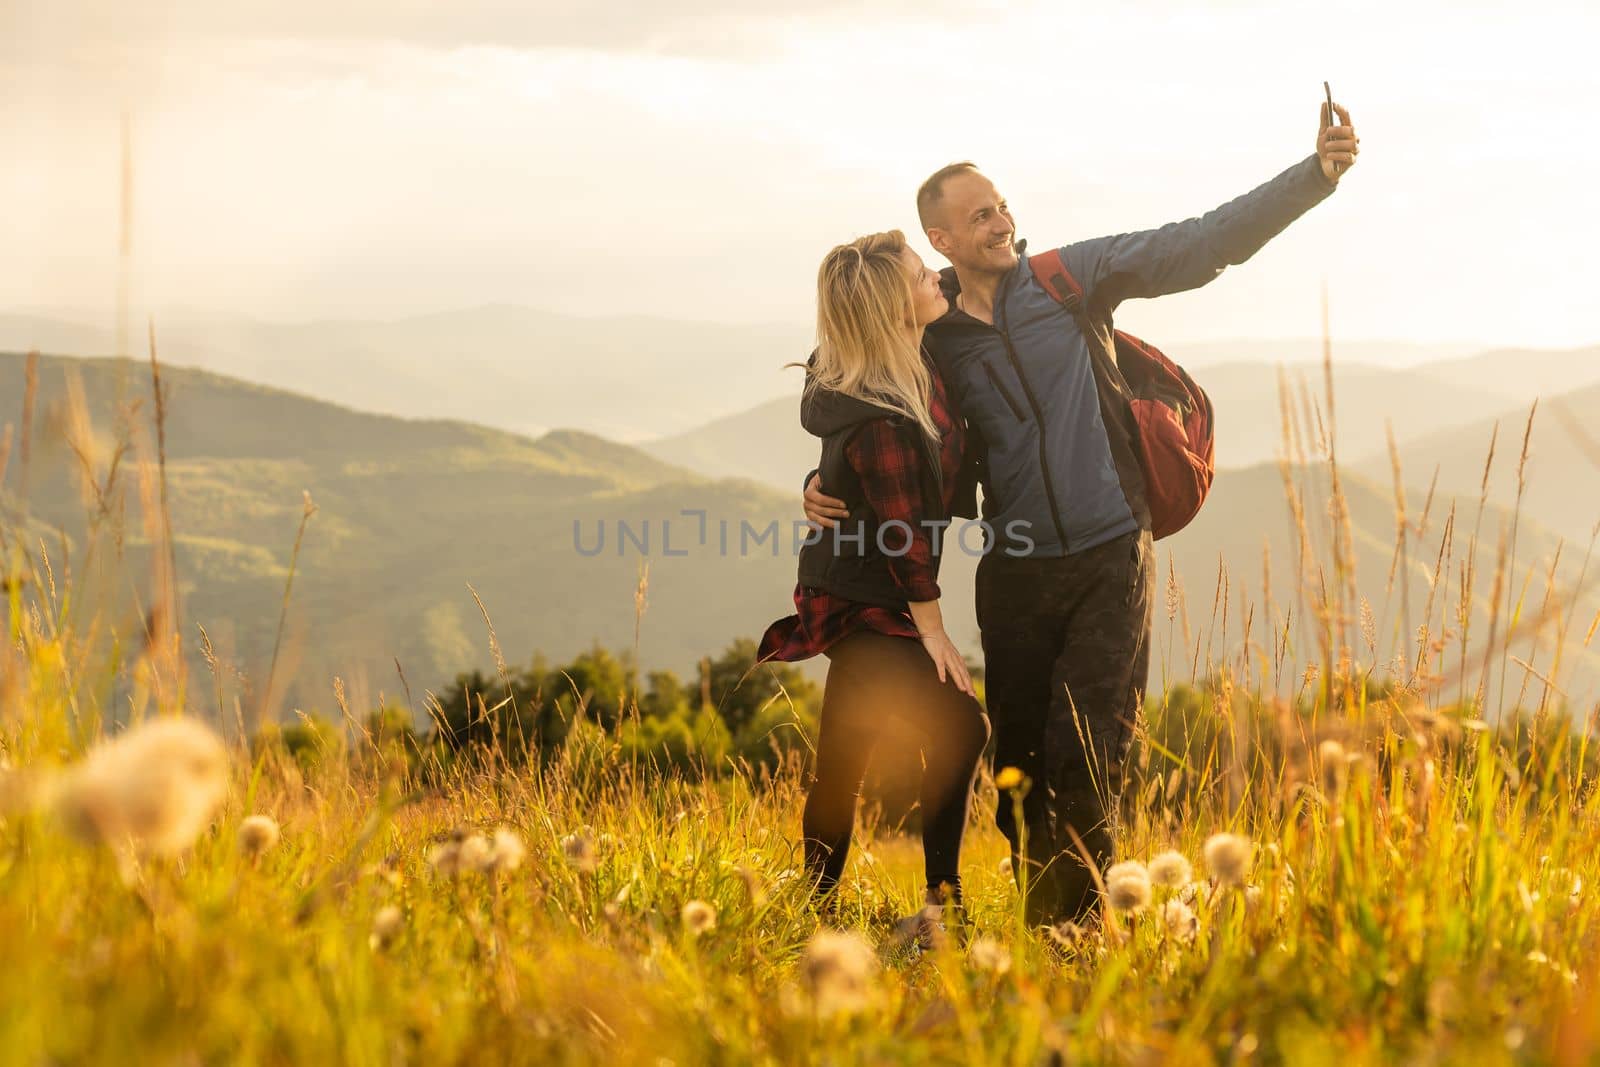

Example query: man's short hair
[916,161,980,232]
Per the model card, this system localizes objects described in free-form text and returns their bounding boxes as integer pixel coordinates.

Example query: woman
[758,230,990,936]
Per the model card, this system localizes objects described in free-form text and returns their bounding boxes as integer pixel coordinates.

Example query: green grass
[3,650,1599,1064]
[5,348,1600,1065]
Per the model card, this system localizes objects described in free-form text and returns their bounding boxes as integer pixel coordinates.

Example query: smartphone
[1323,81,1341,174]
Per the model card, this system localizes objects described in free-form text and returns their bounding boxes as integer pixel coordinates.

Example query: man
[803,100,1360,924]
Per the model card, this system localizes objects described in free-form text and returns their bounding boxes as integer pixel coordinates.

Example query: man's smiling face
[927,171,1017,277]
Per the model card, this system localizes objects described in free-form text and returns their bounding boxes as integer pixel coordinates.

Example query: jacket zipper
[979,361,1026,422]
[990,274,1071,552]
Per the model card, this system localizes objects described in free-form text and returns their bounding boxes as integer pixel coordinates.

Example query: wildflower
[52,717,229,856]
[370,905,403,951]
[994,766,1025,791]
[562,831,598,873]
[968,936,1012,975]
[484,828,526,873]
[237,814,280,858]
[1148,851,1192,888]
[681,899,717,936]
[1107,875,1152,913]
[427,841,461,877]
[1046,921,1087,949]
[457,834,492,873]
[1105,860,1152,913]
[1105,860,1147,884]
[1203,833,1253,888]
[800,929,878,1018]
[1164,899,1198,943]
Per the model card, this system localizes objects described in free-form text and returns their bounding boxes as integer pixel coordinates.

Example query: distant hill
[6,308,1595,456]
[5,352,1595,730]
[1353,381,1600,546]
[0,352,810,721]
[1160,338,1483,369]
[1412,344,1600,401]
[0,308,810,443]
[1195,361,1510,470]
[648,396,813,492]
[644,358,1556,490]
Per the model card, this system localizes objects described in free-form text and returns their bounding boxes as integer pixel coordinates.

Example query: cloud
[5,0,987,59]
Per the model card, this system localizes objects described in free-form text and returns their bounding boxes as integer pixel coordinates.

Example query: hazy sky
[4,0,1597,348]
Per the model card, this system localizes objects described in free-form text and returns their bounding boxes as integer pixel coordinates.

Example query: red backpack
[1028,249,1216,540]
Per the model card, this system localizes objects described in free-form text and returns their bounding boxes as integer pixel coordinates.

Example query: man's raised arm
[1067,101,1359,309]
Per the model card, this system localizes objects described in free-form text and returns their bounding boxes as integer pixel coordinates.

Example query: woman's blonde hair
[806,230,938,441]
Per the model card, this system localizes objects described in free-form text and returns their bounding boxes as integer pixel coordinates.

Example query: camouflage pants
[976,528,1154,925]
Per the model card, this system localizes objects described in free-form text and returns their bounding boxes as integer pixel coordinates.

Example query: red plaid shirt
[758,359,966,663]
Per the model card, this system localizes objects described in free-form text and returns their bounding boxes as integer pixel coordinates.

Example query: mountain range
[5,350,1597,727]
[648,346,1600,492]
[5,307,1594,465]
[0,308,810,444]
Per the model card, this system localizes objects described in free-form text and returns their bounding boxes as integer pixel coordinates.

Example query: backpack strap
[1027,249,1085,313]
[1029,248,1120,371]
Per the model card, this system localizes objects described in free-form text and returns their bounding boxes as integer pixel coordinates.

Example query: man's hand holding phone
[1318,83,1360,184]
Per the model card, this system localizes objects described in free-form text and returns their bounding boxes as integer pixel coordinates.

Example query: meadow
[2,348,1599,1066]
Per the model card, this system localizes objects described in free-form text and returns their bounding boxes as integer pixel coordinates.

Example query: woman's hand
[908,603,974,695]
[917,627,976,698]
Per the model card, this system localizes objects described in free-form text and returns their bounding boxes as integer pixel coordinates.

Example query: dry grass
[1,342,1599,1065]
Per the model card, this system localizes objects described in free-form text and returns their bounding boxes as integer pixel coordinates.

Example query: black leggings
[802,630,991,903]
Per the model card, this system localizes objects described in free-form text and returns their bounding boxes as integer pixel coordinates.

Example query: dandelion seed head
[1148,851,1192,888]
[967,936,1012,975]
[681,899,717,935]
[1164,899,1198,943]
[237,814,280,857]
[1203,832,1253,888]
[53,717,229,856]
[369,905,404,950]
[800,929,878,1018]
[427,841,461,877]
[456,834,492,873]
[1107,874,1152,912]
[562,831,598,873]
[997,855,1013,878]
[485,828,526,873]
[1046,921,1087,949]
[1105,860,1149,885]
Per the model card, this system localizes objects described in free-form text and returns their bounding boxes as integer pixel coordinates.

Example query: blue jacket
[927,153,1337,558]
